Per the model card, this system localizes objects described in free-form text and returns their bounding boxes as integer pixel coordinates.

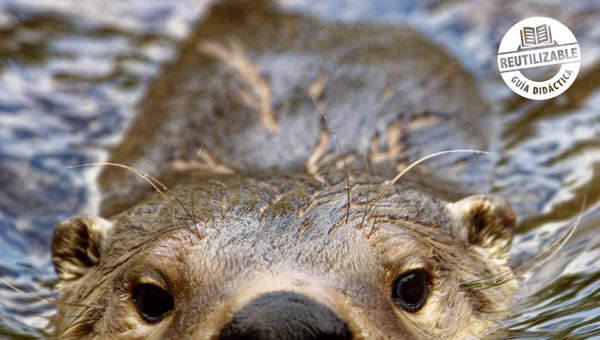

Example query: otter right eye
[392,269,432,313]
[132,284,174,323]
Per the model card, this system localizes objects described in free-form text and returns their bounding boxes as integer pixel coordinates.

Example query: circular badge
[497,17,581,100]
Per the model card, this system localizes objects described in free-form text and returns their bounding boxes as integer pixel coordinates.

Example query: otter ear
[446,195,516,257]
[52,215,113,282]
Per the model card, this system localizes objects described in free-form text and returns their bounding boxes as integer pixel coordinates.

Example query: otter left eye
[132,284,174,323]
[392,269,432,313]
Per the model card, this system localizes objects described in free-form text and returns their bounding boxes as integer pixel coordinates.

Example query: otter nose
[219,291,352,340]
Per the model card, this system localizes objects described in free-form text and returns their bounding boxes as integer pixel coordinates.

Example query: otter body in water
[51,1,517,339]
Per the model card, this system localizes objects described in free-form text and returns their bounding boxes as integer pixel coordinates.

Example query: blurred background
[0,0,599,338]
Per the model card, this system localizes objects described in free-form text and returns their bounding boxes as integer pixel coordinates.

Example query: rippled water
[0,0,599,338]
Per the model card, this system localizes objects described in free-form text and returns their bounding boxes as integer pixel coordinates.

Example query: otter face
[51,178,516,339]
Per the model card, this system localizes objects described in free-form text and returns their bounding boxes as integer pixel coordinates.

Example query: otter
[50,1,518,339]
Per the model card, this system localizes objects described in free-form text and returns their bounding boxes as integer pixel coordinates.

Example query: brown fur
[50,1,517,338]
[52,177,516,339]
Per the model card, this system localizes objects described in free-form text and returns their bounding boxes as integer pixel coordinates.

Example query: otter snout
[219,292,353,340]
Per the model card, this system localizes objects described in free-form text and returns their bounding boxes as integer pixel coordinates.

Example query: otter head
[51,177,516,339]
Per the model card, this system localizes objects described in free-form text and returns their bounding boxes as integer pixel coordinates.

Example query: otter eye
[392,269,432,313]
[132,284,174,323]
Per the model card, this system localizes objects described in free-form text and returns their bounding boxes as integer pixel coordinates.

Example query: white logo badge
[497,17,581,100]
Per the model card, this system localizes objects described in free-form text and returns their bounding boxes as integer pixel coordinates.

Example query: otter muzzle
[219,291,353,340]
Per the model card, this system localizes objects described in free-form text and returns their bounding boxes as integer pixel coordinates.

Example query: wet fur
[52,175,516,339]
[50,0,518,339]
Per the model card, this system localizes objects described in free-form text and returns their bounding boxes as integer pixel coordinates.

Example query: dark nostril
[219,291,353,340]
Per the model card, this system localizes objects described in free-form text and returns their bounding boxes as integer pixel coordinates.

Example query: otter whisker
[70,162,168,198]
[365,149,489,220]
[61,311,101,339]
[69,162,202,240]
[460,195,586,290]
[189,188,201,243]
[0,277,103,309]
[367,213,380,239]
[359,154,371,230]
[311,96,351,226]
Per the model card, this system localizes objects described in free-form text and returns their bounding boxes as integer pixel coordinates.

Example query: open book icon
[520,24,553,48]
